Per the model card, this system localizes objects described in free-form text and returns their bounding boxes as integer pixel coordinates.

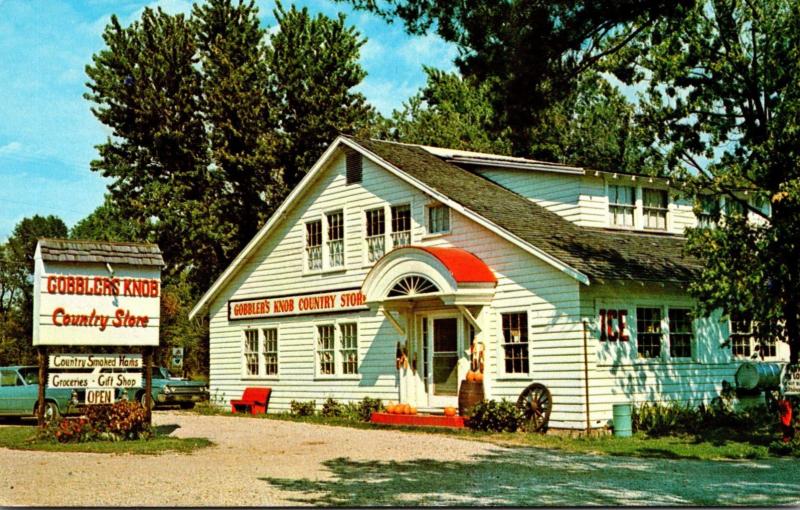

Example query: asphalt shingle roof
[38,239,164,267]
[350,137,700,284]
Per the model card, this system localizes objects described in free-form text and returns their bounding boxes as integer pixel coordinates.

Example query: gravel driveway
[0,411,798,506]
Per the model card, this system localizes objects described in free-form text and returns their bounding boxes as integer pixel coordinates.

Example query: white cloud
[398,33,458,72]
[0,141,22,155]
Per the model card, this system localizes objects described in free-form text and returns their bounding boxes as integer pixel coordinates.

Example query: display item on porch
[458,377,485,417]
[443,406,457,417]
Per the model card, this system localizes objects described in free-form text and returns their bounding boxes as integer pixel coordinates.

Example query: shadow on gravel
[260,447,800,507]
[154,424,181,436]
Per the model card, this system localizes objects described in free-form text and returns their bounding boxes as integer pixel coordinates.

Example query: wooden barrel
[458,380,484,417]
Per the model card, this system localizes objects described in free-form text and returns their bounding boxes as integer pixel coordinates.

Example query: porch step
[370,411,466,429]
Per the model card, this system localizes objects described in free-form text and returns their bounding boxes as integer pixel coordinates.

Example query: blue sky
[0,0,458,241]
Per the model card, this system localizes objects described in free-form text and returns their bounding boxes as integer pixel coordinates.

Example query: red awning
[414,246,496,284]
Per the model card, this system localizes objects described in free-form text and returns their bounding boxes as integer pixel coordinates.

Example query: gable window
[326,211,344,268]
[340,323,358,375]
[306,220,322,270]
[317,325,336,375]
[668,309,693,358]
[391,204,411,247]
[365,208,386,262]
[501,312,529,374]
[263,328,278,376]
[643,189,668,230]
[636,307,662,359]
[608,185,635,227]
[427,204,450,234]
[244,330,259,376]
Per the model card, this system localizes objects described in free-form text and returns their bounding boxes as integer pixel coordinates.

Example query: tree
[0,215,67,365]
[86,7,235,292]
[193,0,285,251]
[70,196,143,242]
[382,67,513,154]
[341,0,692,155]
[268,2,376,187]
[607,0,800,362]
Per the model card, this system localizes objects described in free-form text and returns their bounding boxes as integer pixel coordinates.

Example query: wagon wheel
[516,383,552,432]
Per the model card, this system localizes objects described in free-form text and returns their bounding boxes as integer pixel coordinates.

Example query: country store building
[190,136,789,431]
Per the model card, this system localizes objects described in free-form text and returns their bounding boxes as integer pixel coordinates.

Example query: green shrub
[467,399,522,432]
[321,397,344,417]
[355,397,383,422]
[290,400,316,416]
[768,438,800,457]
[632,398,773,437]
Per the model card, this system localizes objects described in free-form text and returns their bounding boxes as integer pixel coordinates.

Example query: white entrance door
[427,315,461,407]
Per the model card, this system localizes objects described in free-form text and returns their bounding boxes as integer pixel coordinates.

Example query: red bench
[230,387,271,415]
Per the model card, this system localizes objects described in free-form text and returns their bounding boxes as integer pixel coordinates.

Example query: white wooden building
[190,136,788,431]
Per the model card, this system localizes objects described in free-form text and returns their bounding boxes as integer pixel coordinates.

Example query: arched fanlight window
[387,275,439,298]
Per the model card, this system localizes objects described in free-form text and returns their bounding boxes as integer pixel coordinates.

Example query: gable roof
[190,136,699,319]
[37,238,164,267]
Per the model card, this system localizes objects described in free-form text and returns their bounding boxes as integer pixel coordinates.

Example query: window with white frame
[697,195,720,228]
[608,185,635,227]
[724,197,746,218]
[244,330,259,376]
[501,312,529,374]
[306,220,322,270]
[340,323,358,374]
[643,188,668,230]
[391,204,411,247]
[326,210,344,268]
[668,309,693,358]
[427,204,450,234]
[636,307,662,359]
[729,314,777,359]
[317,324,336,375]
[263,328,278,375]
[365,208,385,262]
[316,322,359,376]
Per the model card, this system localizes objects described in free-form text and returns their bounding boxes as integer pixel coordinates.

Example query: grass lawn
[196,407,788,461]
[0,424,213,455]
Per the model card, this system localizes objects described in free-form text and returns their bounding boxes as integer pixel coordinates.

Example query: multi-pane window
[365,208,385,262]
[724,197,746,218]
[697,196,720,228]
[636,307,662,359]
[340,323,358,375]
[729,313,752,358]
[317,325,335,375]
[608,185,635,227]
[643,189,668,230]
[326,211,344,268]
[306,220,322,270]
[391,204,411,247]
[263,328,278,376]
[428,204,450,234]
[501,312,529,374]
[668,309,693,358]
[244,330,259,376]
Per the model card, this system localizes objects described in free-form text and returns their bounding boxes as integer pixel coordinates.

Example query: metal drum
[735,362,783,391]
[612,403,633,437]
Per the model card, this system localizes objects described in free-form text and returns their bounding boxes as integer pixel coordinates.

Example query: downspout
[582,320,591,434]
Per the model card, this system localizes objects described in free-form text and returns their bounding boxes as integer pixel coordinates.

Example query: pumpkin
[386,404,397,414]
[443,406,457,417]
[409,407,417,415]
[466,371,476,382]
[474,372,484,383]
[402,404,411,414]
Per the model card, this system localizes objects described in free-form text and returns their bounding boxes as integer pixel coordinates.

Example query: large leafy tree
[341,0,691,155]
[85,8,230,291]
[268,2,376,187]
[608,0,800,362]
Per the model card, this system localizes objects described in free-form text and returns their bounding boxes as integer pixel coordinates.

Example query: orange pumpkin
[402,404,411,414]
[466,371,476,382]
[443,406,457,417]
[409,407,417,415]
[386,404,396,414]
[474,372,484,383]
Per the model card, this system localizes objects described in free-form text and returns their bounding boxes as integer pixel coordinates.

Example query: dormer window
[642,189,668,230]
[608,185,635,227]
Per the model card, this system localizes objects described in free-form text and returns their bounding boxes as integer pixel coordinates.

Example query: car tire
[39,401,60,423]
[139,391,155,410]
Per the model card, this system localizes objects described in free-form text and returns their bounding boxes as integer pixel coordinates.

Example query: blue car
[0,366,77,421]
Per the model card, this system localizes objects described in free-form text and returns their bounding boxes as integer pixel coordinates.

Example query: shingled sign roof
[38,239,164,267]
[349,137,700,284]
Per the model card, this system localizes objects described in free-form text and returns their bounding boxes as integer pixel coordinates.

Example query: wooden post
[37,346,46,427]
[145,346,153,424]
[582,320,591,434]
